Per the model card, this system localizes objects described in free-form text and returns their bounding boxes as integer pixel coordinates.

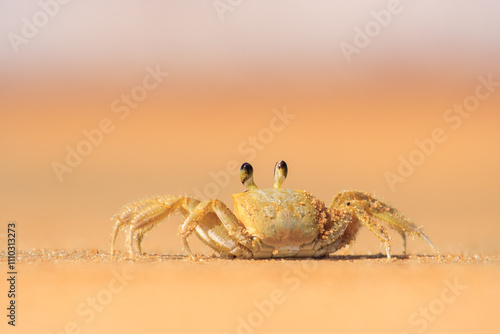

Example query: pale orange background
[1,1,500,333]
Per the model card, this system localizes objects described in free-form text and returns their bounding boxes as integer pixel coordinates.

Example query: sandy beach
[1,250,500,334]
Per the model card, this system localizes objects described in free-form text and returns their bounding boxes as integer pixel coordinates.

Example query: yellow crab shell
[232,188,328,247]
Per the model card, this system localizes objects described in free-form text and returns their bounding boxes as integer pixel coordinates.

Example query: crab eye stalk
[273,160,288,189]
[240,162,259,191]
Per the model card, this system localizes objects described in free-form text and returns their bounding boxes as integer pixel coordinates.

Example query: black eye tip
[278,160,287,168]
[346,202,351,206]
[241,162,253,173]
[240,162,258,190]
[275,160,287,169]
[275,160,288,177]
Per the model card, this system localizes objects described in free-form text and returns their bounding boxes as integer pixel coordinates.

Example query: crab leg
[369,210,438,253]
[179,199,254,259]
[357,213,393,258]
[110,196,200,258]
[331,191,439,258]
[398,230,407,255]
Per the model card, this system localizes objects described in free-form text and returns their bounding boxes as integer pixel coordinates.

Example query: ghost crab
[110,161,438,259]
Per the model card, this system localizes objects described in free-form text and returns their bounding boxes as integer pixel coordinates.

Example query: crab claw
[240,162,259,191]
[274,160,288,189]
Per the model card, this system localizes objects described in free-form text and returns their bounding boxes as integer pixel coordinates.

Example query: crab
[110,161,438,259]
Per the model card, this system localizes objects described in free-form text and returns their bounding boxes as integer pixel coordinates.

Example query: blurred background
[1,0,500,255]
[2,2,500,334]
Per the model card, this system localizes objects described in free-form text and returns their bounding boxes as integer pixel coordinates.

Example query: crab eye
[240,162,258,190]
[240,162,253,177]
[275,160,288,177]
[274,160,288,189]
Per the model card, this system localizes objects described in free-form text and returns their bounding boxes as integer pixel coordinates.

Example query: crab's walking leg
[398,230,407,255]
[111,196,200,258]
[110,219,125,256]
[358,213,392,258]
[332,191,439,258]
[180,199,254,259]
[370,209,438,255]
